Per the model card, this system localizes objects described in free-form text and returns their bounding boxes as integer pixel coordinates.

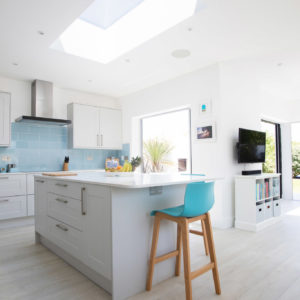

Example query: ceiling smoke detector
[171,49,191,58]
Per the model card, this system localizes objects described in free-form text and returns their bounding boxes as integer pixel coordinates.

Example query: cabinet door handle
[56,198,68,204]
[81,187,86,215]
[0,177,9,179]
[0,199,9,203]
[56,224,68,232]
[97,134,99,146]
[55,183,68,187]
[36,179,45,183]
[101,134,103,146]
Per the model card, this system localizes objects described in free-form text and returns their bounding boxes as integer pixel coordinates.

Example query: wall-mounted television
[237,128,266,163]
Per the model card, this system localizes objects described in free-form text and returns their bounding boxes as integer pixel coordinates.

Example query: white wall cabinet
[0,92,11,147]
[68,103,122,150]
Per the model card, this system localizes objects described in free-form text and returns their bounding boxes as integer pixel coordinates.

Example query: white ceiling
[0,0,300,98]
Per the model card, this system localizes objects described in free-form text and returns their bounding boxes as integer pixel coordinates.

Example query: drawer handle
[56,198,68,204]
[81,187,86,215]
[259,208,262,212]
[56,224,68,232]
[55,183,68,187]
[36,179,45,183]
[276,203,279,206]
[0,199,9,203]
[0,177,9,179]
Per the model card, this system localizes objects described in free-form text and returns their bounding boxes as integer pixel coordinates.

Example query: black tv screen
[238,128,266,163]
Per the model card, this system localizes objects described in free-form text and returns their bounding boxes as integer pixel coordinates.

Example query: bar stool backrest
[181,181,215,217]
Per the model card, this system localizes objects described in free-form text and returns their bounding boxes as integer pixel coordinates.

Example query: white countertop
[0,169,105,176]
[35,172,221,189]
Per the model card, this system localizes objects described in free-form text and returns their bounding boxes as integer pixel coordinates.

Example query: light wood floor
[1,201,300,300]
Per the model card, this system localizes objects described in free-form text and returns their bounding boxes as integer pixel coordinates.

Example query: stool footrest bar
[191,263,215,280]
[154,250,179,264]
[189,229,204,236]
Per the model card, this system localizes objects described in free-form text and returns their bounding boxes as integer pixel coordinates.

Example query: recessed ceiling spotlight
[37,30,45,36]
[124,58,131,63]
[277,62,283,67]
[171,49,191,59]
[187,27,193,32]
[12,62,19,66]
[88,79,93,83]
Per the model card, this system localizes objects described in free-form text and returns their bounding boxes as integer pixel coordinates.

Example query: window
[142,109,191,173]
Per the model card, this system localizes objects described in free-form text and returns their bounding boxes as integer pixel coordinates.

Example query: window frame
[141,107,192,173]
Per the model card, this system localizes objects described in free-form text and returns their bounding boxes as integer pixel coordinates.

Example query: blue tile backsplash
[0,123,129,172]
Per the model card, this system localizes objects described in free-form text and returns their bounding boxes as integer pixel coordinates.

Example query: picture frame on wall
[196,122,216,142]
[199,100,212,115]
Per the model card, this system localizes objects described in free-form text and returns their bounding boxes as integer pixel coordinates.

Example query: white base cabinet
[35,177,112,283]
[235,173,281,232]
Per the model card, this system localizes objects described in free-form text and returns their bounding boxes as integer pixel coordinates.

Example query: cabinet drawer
[47,216,83,261]
[0,195,27,220]
[47,193,83,231]
[256,203,265,223]
[0,174,26,197]
[27,195,34,216]
[264,201,273,219]
[47,180,83,200]
[273,200,281,217]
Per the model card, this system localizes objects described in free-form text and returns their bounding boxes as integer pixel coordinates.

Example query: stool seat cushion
[150,181,215,218]
[150,205,184,217]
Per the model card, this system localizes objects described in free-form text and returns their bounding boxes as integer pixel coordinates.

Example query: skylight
[51,0,197,64]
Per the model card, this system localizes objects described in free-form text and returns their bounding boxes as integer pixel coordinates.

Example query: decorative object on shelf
[63,156,69,171]
[199,99,212,115]
[130,156,142,171]
[196,122,216,141]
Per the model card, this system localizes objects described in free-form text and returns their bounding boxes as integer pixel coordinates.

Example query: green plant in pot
[130,156,142,172]
[143,138,174,173]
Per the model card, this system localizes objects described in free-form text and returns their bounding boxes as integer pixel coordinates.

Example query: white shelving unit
[235,173,281,231]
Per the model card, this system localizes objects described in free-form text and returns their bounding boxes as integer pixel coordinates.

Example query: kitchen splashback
[0,123,123,172]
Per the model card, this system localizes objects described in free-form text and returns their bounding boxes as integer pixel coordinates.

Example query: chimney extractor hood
[15,80,71,126]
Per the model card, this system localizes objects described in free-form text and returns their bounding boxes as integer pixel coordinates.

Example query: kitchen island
[34,172,219,300]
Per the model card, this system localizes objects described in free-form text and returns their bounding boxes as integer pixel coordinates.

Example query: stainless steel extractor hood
[15,80,71,126]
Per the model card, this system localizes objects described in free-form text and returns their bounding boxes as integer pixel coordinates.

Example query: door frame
[261,119,282,198]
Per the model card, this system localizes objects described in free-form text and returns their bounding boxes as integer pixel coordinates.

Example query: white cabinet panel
[68,103,99,149]
[82,184,112,279]
[27,195,34,216]
[0,195,27,220]
[0,174,26,197]
[99,108,122,149]
[35,178,47,235]
[0,92,10,146]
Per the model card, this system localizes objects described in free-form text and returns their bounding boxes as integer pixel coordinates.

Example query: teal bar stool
[146,182,221,300]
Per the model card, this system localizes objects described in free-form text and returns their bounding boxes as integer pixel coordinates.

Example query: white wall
[119,60,279,228]
[0,75,118,121]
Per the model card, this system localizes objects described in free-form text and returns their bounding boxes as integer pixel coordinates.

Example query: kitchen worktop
[35,172,220,188]
[0,169,105,176]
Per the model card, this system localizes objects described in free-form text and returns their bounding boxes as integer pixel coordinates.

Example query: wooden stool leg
[181,219,192,300]
[175,223,182,276]
[204,213,221,295]
[146,215,161,291]
[201,219,209,256]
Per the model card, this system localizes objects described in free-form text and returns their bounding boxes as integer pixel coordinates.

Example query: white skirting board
[235,216,282,232]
